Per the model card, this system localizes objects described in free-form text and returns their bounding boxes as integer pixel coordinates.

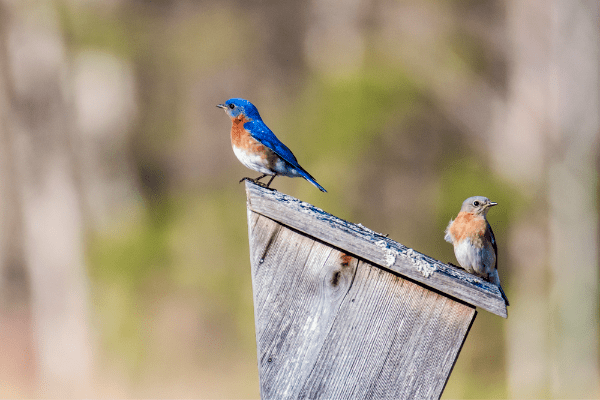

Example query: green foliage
[57,1,136,57]
[294,67,419,161]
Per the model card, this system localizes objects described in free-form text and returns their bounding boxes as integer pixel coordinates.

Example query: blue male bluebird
[445,196,509,305]
[217,98,327,192]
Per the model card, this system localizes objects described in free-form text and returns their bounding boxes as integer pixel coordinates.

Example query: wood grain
[248,210,359,398]
[247,210,476,399]
[245,181,507,318]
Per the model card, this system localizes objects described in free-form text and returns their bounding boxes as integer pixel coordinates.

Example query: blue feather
[220,98,327,192]
[244,121,298,164]
[244,120,327,192]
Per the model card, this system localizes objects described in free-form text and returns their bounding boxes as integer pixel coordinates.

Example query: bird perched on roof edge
[217,98,326,192]
[445,196,509,306]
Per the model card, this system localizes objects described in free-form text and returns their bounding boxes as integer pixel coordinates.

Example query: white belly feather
[453,238,495,279]
[232,145,274,175]
[232,144,301,178]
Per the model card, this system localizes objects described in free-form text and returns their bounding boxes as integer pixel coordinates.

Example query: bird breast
[448,212,487,246]
[230,117,278,175]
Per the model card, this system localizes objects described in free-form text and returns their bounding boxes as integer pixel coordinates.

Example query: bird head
[216,98,262,121]
[460,196,497,217]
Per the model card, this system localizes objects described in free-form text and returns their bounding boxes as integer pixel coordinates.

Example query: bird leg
[254,173,268,183]
[264,174,277,189]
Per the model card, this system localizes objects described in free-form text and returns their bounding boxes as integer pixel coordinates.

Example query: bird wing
[243,119,327,192]
[244,120,301,169]
[486,221,509,305]
[485,221,498,269]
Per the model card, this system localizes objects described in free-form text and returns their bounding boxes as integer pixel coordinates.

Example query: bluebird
[216,98,327,192]
[445,196,509,305]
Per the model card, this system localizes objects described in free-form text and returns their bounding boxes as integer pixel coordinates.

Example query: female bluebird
[217,98,327,192]
[445,196,509,305]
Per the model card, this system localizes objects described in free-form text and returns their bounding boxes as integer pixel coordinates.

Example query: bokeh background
[0,0,597,398]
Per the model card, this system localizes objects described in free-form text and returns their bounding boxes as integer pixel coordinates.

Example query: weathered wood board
[245,181,507,318]
[247,210,476,399]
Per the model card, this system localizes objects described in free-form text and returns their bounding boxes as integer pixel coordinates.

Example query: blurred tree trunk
[502,2,553,397]
[256,0,307,79]
[303,0,368,79]
[0,3,35,397]
[0,2,93,396]
[504,0,599,398]
[547,0,599,397]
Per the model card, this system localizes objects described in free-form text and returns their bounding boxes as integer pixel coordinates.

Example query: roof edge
[245,181,508,318]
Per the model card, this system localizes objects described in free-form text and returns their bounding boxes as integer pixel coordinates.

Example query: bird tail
[298,168,327,192]
[489,269,509,306]
[498,284,510,306]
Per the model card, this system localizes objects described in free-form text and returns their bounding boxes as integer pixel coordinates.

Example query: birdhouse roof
[245,181,507,318]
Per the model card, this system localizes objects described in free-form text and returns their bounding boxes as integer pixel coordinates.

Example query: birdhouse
[244,181,507,399]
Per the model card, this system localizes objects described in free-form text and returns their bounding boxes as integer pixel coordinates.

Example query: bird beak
[216,104,226,109]
[488,202,498,207]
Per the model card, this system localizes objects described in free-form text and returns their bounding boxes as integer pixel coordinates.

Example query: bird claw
[239,177,262,186]
[448,262,461,269]
[239,177,276,191]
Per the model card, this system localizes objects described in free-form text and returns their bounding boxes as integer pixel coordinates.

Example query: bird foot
[448,262,461,269]
[239,177,276,191]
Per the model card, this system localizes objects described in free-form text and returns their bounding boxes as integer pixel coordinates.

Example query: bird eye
[473,201,480,207]
[228,104,235,109]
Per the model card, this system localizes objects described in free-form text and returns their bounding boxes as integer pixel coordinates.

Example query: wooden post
[245,181,507,399]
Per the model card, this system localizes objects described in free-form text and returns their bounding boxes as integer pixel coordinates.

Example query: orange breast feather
[230,115,267,155]
[449,212,487,246]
